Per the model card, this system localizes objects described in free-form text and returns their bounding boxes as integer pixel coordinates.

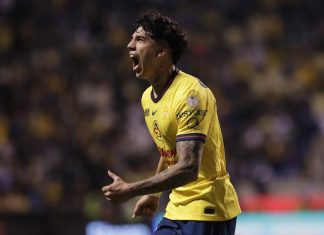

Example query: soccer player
[102,10,241,235]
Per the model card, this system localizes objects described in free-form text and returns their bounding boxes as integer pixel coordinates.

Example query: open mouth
[130,55,140,72]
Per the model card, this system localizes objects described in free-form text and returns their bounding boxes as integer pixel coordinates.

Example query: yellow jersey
[141,69,241,221]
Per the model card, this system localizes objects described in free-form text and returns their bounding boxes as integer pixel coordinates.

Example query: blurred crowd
[0,0,323,223]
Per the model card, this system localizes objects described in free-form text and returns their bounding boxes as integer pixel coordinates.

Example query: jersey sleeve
[175,87,211,143]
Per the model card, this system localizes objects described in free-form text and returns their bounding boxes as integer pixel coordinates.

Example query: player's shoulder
[142,86,152,98]
[176,70,208,90]
[175,70,210,98]
[141,86,152,106]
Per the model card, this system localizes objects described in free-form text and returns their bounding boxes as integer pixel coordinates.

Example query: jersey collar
[150,67,179,103]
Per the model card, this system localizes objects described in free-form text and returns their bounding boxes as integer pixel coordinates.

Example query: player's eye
[135,36,145,41]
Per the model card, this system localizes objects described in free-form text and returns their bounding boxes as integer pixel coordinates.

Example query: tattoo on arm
[128,140,204,197]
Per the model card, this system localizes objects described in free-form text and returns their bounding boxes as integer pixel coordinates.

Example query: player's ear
[156,41,169,57]
[156,48,168,57]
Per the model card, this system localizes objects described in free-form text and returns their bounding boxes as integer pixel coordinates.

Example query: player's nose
[127,39,135,50]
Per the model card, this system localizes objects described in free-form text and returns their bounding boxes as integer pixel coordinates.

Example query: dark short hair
[134,10,188,64]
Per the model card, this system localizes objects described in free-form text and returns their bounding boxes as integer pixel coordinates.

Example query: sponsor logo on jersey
[152,110,158,115]
[157,146,177,165]
[176,109,208,119]
[187,117,199,129]
[157,146,177,159]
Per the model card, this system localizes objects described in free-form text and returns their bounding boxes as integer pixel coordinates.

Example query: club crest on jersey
[153,120,163,141]
[187,96,199,108]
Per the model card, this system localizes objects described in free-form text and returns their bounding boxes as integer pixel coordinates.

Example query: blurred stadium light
[236,212,324,235]
[86,221,151,235]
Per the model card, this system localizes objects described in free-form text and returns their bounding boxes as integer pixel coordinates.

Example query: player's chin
[135,71,145,80]
[134,64,145,78]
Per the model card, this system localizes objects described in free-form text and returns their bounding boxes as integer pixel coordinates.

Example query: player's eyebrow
[134,35,146,40]
[130,31,146,39]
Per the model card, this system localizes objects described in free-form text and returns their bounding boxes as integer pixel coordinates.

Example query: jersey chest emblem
[153,120,163,141]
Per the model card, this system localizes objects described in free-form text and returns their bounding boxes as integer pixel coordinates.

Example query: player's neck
[151,65,176,98]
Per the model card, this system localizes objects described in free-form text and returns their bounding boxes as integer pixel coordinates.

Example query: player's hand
[132,195,159,219]
[102,170,132,204]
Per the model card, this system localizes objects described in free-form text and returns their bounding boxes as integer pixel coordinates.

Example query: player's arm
[149,156,167,197]
[131,156,166,218]
[102,140,203,203]
[128,139,203,194]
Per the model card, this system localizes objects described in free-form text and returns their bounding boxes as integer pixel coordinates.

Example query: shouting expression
[127,26,167,81]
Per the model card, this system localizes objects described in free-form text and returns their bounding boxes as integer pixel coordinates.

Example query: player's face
[127,26,163,80]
